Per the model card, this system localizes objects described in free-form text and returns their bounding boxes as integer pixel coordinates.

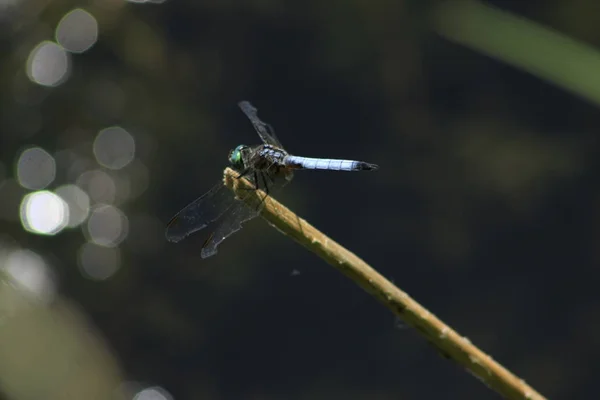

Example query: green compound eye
[228,145,246,168]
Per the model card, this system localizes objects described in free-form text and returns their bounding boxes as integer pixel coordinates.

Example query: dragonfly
[165,101,378,258]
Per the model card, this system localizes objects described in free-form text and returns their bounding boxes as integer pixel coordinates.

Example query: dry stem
[223,167,545,400]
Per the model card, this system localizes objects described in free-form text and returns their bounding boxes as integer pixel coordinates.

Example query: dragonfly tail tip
[361,162,379,171]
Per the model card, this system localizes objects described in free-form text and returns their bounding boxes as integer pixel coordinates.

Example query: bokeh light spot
[133,386,173,400]
[55,184,90,227]
[3,249,56,302]
[55,8,98,54]
[93,126,135,170]
[26,41,70,87]
[20,191,69,235]
[128,0,168,4]
[85,204,128,247]
[76,169,116,204]
[16,147,56,190]
[78,242,120,280]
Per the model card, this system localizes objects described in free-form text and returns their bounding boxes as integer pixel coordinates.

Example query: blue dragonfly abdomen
[284,155,378,171]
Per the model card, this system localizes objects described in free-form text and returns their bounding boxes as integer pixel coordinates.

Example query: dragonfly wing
[200,167,292,258]
[200,200,259,258]
[238,101,283,148]
[165,181,238,243]
[166,165,292,257]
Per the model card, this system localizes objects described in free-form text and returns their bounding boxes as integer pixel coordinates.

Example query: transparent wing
[238,101,283,148]
[201,168,292,258]
[165,181,240,243]
[165,173,263,257]
[166,165,293,257]
[200,200,259,258]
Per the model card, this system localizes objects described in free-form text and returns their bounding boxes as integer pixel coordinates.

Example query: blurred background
[0,0,598,398]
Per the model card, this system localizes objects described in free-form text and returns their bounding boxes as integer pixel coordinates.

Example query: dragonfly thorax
[255,144,288,168]
[229,143,289,172]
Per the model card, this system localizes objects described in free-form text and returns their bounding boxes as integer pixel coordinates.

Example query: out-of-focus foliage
[0,0,599,399]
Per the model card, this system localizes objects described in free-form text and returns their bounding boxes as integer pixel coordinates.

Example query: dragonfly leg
[237,170,263,198]
[234,168,269,210]
[264,170,275,187]
[253,171,260,191]
[235,169,259,193]
[261,172,270,197]
[255,171,270,209]
[262,171,275,202]
[236,168,251,180]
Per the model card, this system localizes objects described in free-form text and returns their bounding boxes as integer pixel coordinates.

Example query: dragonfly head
[228,144,248,169]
